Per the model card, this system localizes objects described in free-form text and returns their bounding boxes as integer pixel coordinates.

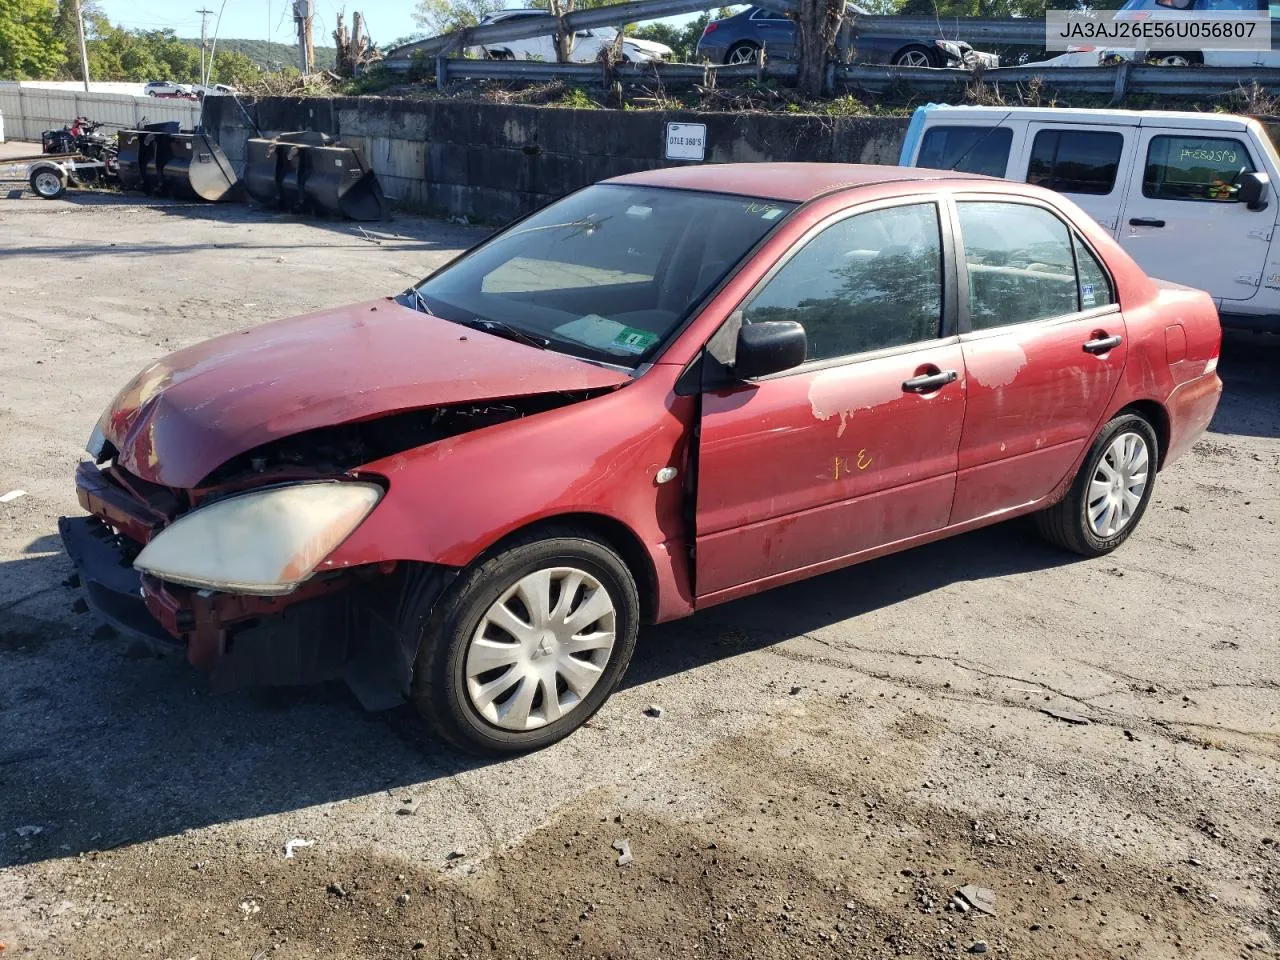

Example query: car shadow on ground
[1212,331,1280,440]
[0,515,1070,872]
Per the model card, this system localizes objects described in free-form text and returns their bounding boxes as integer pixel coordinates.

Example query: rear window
[917,126,1012,178]
[1027,129,1124,196]
[1143,135,1255,201]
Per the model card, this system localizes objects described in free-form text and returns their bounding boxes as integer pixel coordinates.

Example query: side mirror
[1238,170,1270,211]
[732,321,807,379]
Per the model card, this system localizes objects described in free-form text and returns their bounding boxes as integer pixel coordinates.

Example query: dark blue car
[694,5,1000,67]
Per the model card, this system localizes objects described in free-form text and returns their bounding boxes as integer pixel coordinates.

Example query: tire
[30,168,67,200]
[1035,412,1159,557]
[1148,52,1200,67]
[408,527,640,755]
[893,44,936,67]
[724,41,760,65]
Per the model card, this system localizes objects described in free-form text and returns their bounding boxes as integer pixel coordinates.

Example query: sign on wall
[665,122,706,162]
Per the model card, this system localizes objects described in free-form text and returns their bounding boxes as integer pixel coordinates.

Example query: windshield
[408,184,795,367]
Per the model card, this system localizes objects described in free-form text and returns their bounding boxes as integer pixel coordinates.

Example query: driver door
[694,199,967,600]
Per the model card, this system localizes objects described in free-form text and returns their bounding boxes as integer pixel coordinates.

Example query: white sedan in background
[465,10,673,62]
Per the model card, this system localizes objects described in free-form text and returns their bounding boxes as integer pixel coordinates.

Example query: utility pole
[196,7,214,87]
[293,0,314,74]
[72,0,91,92]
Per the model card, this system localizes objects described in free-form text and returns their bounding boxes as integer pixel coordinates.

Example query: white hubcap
[35,172,61,196]
[465,567,616,731]
[1087,432,1150,538]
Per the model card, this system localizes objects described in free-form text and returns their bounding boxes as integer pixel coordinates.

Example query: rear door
[1018,123,1135,235]
[747,6,796,57]
[948,196,1127,524]
[695,198,966,599]
[1116,127,1269,300]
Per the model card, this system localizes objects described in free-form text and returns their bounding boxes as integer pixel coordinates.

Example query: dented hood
[100,299,630,488]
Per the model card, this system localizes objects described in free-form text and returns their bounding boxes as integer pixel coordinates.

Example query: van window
[1027,130,1124,195]
[957,201,1079,329]
[917,126,1013,178]
[1143,135,1256,201]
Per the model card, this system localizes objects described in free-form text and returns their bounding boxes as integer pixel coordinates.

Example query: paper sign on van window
[666,123,707,162]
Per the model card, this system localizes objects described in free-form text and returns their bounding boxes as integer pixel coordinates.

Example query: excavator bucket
[141,132,173,194]
[241,131,387,221]
[243,137,283,208]
[306,144,388,222]
[116,131,145,191]
[160,133,239,202]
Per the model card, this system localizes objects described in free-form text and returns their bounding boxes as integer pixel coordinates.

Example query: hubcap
[727,45,756,64]
[35,172,61,196]
[898,50,930,66]
[1086,432,1150,538]
[465,567,616,731]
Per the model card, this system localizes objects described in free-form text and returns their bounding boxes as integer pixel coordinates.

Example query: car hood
[99,299,630,489]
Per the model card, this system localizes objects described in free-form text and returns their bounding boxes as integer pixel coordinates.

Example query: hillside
[183,38,337,71]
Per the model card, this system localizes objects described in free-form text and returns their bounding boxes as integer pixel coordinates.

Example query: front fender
[321,364,696,620]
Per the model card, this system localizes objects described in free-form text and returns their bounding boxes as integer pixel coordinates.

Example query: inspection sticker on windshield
[612,327,659,354]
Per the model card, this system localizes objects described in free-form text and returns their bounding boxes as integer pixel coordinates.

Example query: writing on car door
[695,199,967,600]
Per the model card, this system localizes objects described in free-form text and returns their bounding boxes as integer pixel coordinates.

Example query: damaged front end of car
[59,393,604,710]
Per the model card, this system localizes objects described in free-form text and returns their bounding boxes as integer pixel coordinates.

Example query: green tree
[0,0,64,79]
[412,0,506,35]
[209,48,261,87]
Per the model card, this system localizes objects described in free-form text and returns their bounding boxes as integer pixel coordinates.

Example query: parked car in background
[144,80,197,99]
[465,9,672,62]
[899,105,1280,331]
[695,4,999,66]
[61,162,1220,755]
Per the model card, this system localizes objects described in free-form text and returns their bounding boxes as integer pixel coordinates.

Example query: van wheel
[1035,412,1159,557]
[408,528,640,755]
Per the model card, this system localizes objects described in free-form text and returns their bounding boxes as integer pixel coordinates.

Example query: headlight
[935,40,961,57]
[86,423,108,461]
[133,481,383,595]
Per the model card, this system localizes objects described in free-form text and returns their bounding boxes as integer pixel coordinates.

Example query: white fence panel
[0,83,201,143]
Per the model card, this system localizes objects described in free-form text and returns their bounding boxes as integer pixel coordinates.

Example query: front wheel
[893,45,935,67]
[1035,412,1159,556]
[408,529,640,755]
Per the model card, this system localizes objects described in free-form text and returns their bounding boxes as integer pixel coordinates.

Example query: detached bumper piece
[243,131,388,221]
[58,515,179,651]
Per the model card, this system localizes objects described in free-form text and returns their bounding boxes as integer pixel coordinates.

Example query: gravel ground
[0,186,1277,960]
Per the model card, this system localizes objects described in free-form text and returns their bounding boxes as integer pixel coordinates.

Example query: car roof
[607,162,993,203]
[913,105,1259,132]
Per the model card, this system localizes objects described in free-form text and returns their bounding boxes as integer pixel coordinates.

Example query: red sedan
[60,163,1223,754]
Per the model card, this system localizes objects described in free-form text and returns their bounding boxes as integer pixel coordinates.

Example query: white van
[899,105,1280,331]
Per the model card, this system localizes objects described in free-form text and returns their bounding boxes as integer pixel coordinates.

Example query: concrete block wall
[202,96,911,222]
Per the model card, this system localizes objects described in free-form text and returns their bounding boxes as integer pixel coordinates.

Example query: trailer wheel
[30,168,67,200]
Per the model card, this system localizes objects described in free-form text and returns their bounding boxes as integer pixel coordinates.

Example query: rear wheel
[408,528,640,755]
[1035,412,1158,557]
[725,41,760,64]
[30,168,66,199]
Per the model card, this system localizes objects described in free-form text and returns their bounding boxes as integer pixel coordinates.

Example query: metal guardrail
[386,55,1280,100]
[383,0,1280,64]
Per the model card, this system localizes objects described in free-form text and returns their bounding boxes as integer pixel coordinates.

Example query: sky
[96,0,700,48]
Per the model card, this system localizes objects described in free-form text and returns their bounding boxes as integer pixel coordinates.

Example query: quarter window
[1027,129,1124,196]
[1143,135,1255,201]
[957,201,1078,329]
[917,126,1013,178]
[743,203,943,362]
[1074,236,1115,310]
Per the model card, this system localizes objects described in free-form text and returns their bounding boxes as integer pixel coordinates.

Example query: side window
[1027,129,1125,196]
[743,203,943,362]
[917,126,1013,178]
[750,7,789,18]
[957,201,1078,330]
[1074,236,1115,310]
[1143,135,1256,201]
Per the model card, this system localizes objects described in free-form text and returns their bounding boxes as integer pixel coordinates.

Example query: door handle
[1128,217,1165,228]
[1083,334,1122,354]
[902,369,958,393]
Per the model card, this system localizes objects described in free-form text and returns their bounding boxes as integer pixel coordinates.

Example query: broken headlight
[133,481,382,595]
